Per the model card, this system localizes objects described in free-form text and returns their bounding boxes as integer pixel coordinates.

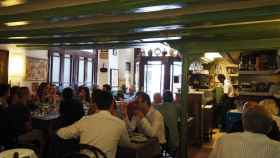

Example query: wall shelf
[229,74,239,77]
[239,91,272,97]
[239,70,277,75]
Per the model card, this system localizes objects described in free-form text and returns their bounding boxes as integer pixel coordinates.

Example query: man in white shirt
[122,92,166,145]
[217,74,235,130]
[224,79,235,98]
[210,105,280,158]
[57,91,139,158]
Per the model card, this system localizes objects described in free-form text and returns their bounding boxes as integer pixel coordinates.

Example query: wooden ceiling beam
[0,30,184,44]
[2,4,280,38]
[0,0,108,15]
[175,38,280,53]
[3,22,280,45]
[2,0,280,31]
[0,0,196,22]
[2,15,280,44]
[18,37,280,51]
[16,42,156,49]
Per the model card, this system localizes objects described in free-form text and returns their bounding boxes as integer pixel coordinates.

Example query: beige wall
[117,48,135,87]
[0,45,135,90]
[0,44,48,88]
[97,50,109,86]
[97,48,135,89]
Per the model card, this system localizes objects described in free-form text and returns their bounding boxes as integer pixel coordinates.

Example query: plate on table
[129,133,148,143]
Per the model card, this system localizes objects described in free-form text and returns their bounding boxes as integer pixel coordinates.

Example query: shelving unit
[239,91,273,97]
[238,50,280,99]
[226,65,239,86]
[239,70,276,75]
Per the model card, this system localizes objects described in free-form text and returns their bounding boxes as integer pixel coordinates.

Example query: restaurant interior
[1,0,280,158]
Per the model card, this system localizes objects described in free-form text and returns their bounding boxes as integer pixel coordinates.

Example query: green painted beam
[16,42,151,49]
[0,0,198,23]
[2,4,280,38]
[16,36,280,51]
[177,38,280,53]
[4,19,280,45]
[3,0,280,32]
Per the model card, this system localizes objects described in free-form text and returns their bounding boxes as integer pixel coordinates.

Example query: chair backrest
[62,144,107,158]
[62,152,90,158]
[10,143,39,156]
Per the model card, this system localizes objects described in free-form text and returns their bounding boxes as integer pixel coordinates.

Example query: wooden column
[47,50,52,83]
[179,52,191,158]
[59,49,65,87]
[163,58,171,91]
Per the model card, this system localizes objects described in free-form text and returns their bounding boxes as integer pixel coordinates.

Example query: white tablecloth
[0,148,37,158]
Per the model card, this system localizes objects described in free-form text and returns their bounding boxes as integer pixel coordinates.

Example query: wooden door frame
[0,50,9,84]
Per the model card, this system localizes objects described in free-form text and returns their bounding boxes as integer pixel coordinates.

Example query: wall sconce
[100,64,108,73]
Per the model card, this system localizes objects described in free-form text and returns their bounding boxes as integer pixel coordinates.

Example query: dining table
[0,148,38,158]
[116,133,161,158]
[32,112,60,133]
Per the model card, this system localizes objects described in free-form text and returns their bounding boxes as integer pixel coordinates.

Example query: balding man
[153,93,162,110]
[210,105,280,158]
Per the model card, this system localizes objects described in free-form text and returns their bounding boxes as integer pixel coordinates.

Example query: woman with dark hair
[59,88,84,127]
[88,89,102,115]
[47,84,60,105]
[78,86,91,104]
[158,91,179,155]
[78,86,91,115]
[8,86,20,105]
[37,82,48,103]
[102,84,111,93]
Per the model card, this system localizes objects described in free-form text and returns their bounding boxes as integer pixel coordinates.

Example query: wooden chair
[62,144,107,158]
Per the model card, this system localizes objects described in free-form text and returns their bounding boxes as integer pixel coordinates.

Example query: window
[49,49,97,88]
[86,58,93,87]
[170,61,182,93]
[63,54,71,87]
[51,53,60,86]
[78,57,85,86]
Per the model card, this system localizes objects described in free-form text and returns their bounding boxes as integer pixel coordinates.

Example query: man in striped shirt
[210,105,280,158]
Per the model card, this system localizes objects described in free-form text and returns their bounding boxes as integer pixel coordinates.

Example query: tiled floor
[188,129,224,158]
[188,146,212,158]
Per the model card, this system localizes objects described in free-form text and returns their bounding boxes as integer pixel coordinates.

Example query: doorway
[144,61,165,98]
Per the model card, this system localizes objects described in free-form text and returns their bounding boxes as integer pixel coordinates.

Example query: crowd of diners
[0,83,181,158]
[0,82,280,158]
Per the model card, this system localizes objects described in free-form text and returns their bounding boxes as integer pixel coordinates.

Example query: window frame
[48,49,97,88]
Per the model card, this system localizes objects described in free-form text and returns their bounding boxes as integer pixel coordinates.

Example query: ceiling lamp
[135,25,183,32]
[132,4,182,13]
[142,36,182,42]
[8,36,28,39]
[203,52,223,62]
[1,0,26,7]
[5,21,29,27]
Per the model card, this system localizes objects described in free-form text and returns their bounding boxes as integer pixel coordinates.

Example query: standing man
[218,74,235,108]
[217,74,235,130]
[158,91,179,155]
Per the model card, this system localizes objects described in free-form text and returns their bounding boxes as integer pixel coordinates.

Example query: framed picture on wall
[110,69,119,88]
[26,57,48,81]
